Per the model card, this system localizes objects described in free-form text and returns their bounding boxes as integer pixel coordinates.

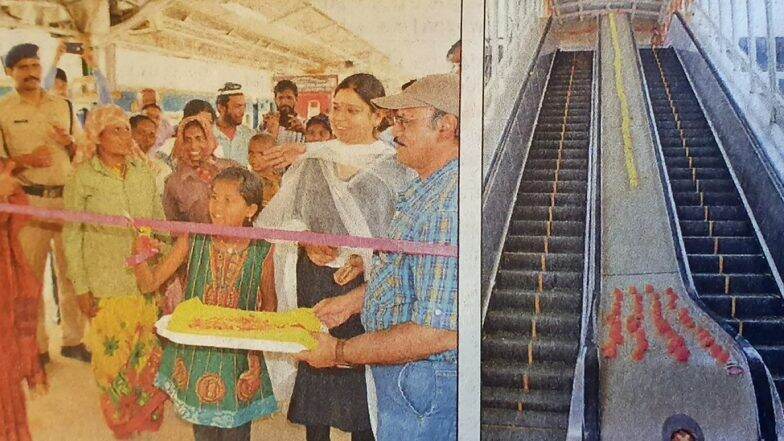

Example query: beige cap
[372,73,459,117]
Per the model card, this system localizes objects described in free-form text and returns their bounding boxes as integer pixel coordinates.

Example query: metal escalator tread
[481,50,594,440]
[640,47,784,400]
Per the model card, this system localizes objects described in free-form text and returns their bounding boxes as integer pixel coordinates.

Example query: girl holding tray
[133,167,278,441]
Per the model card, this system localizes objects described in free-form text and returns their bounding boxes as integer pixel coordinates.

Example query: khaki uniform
[0,89,86,352]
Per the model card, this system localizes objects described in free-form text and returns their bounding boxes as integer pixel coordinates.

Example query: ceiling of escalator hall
[550,0,671,23]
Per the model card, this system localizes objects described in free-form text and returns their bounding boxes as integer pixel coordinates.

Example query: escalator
[481,50,594,440]
[640,47,784,399]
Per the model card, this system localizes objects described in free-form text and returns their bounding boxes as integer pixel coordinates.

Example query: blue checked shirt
[361,159,458,363]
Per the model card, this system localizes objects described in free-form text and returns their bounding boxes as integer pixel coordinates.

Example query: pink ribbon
[0,202,457,257]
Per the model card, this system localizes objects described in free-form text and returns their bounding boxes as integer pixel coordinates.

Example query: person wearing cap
[138,88,175,151]
[0,42,90,364]
[214,82,255,166]
[43,40,112,105]
[295,74,459,441]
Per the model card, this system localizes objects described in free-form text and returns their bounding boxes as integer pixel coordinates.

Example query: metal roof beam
[555,7,659,21]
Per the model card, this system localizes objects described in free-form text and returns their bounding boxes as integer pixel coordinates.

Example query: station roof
[0,0,408,81]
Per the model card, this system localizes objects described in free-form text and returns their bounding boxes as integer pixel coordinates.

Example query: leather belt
[22,185,64,198]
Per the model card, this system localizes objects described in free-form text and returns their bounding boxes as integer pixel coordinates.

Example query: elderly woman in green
[63,104,168,438]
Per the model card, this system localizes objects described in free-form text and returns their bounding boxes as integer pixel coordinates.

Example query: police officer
[0,43,89,363]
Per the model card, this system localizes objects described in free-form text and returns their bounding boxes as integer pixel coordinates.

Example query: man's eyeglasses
[390,115,432,129]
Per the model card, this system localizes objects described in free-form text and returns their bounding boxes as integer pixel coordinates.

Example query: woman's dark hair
[181,119,206,137]
[129,114,154,129]
[183,99,216,121]
[334,73,385,112]
[335,73,389,131]
[213,167,264,224]
[306,113,332,133]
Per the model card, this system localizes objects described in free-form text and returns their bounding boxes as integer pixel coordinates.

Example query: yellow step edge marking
[701,192,705,207]
[538,272,544,292]
[731,296,736,318]
[610,13,640,189]
[704,206,709,221]
[714,237,720,254]
[543,237,549,255]
[725,275,731,295]
[523,373,530,392]
[528,341,534,365]
[531,318,538,339]
[535,292,541,314]
[518,402,524,412]
[708,219,713,236]
[719,255,724,274]
[541,254,547,272]
[739,321,744,336]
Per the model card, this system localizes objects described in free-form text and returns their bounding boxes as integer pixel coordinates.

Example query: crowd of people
[0,39,460,441]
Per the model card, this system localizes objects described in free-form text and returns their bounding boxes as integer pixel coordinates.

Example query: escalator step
[482,332,579,363]
[489,288,582,313]
[482,386,571,413]
[701,295,784,320]
[481,425,568,441]
[495,269,583,291]
[683,236,761,255]
[507,220,585,237]
[500,252,584,271]
[693,273,777,295]
[484,309,580,337]
[687,253,767,273]
[482,407,569,431]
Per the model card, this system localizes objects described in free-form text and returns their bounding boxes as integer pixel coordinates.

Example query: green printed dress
[156,235,278,428]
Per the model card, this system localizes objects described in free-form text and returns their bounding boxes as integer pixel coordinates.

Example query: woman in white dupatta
[256,74,413,441]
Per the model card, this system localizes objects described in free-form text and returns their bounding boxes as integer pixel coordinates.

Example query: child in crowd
[247,133,282,208]
[304,114,333,142]
[133,167,278,441]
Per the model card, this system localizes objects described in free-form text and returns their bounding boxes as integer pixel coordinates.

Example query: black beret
[55,68,67,82]
[4,43,39,69]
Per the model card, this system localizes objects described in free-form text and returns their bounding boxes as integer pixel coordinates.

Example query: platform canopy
[0,0,408,81]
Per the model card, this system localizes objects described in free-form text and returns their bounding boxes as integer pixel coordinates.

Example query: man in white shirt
[262,79,305,144]
[214,82,255,166]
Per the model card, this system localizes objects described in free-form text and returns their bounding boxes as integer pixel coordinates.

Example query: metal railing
[683,1,784,121]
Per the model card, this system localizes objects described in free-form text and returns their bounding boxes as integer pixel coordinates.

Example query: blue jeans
[371,361,457,441]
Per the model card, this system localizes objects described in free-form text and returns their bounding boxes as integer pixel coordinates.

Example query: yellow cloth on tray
[167,298,323,349]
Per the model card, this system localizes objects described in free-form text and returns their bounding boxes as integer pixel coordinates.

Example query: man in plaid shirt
[296,74,459,441]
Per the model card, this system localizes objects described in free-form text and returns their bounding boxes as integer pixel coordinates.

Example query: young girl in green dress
[134,167,278,441]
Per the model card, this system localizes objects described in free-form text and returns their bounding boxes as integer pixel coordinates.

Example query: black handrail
[581,18,602,441]
[631,21,779,441]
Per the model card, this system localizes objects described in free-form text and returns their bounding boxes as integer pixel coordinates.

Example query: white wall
[113,47,272,100]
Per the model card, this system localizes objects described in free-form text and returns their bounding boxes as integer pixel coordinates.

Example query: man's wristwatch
[335,339,350,368]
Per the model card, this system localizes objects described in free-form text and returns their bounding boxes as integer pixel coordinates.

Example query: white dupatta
[254,138,414,414]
